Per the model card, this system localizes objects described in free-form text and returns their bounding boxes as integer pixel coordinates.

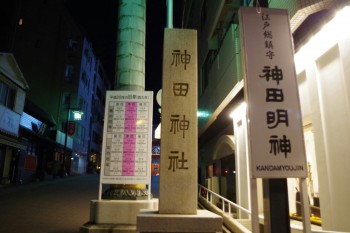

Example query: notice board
[100,91,153,184]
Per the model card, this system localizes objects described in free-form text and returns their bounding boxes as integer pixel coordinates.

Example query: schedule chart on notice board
[100,91,153,184]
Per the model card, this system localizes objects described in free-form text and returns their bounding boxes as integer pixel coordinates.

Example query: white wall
[296,24,350,230]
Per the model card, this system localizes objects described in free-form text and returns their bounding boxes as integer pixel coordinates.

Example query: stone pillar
[137,28,222,233]
[158,28,198,214]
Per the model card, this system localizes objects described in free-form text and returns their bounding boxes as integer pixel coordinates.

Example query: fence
[198,184,349,233]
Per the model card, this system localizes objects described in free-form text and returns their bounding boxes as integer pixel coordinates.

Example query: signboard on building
[68,122,75,135]
[99,91,153,185]
[159,29,198,214]
[239,7,307,178]
[24,155,37,171]
[0,104,20,136]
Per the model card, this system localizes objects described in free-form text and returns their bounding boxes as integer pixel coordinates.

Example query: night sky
[67,0,183,125]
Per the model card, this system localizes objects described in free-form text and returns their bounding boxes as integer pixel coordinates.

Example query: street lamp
[63,106,83,176]
[72,110,83,121]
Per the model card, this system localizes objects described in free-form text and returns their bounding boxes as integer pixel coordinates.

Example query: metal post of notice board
[263,179,291,233]
[300,178,311,233]
[250,178,311,233]
[250,178,260,233]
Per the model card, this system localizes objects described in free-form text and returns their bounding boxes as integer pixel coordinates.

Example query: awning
[0,135,26,150]
[24,99,56,126]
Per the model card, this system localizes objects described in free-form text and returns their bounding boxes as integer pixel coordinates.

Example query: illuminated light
[295,6,350,74]
[74,112,81,120]
[197,110,210,118]
[72,110,83,120]
[18,18,23,25]
[20,112,43,131]
[155,123,161,139]
[233,170,236,174]
[137,119,145,125]
[229,102,247,119]
[224,170,228,175]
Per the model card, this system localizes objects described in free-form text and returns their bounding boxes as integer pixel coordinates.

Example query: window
[65,65,74,82]
[96,86,102,100]
[92,131,99,144]
[61,121,67,133]
[82,126,85,146]
[84,48,90,66]
[201,50,216,94]
[62,93,70,106]
[27,142,37,155]
[0,80,16,109]
[80,71,90,93]
[84,102,87,118]
[68,39,78,54]
[78,96,84,110]
[84,48,89,58]
[97,67,103,80]
[76,124,85,146]
[97,112,102,124]
[201,64,209,94]
[81,71,87,87]
[87,78,90,94]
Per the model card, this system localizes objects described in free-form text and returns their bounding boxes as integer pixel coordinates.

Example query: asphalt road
[0,174,100,233]
[0,174,160,233]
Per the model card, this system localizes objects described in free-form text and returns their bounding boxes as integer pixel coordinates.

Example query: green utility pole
[115,0,146,91]
[102,0,149,200]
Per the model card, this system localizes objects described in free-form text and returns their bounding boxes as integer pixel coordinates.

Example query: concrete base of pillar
[80,223,136,233]
[80,199,158,233]
[137,209,223,233]
[90,199,158,224]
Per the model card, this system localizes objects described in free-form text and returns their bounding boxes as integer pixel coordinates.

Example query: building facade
[0,0,110,180]
[0,53,29,185]
[184,0,350,231]
[85,59,111,174]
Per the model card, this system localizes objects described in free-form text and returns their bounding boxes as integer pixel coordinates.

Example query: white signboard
[0,104,20,136]
[239,7,307,178]
[100,91,153,184]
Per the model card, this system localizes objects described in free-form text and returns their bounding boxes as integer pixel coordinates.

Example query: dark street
[0,174,99,233]
[0,174,160,233]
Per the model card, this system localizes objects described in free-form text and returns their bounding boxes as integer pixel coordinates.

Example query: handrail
[198,184,251,216]
[198,184,350,233]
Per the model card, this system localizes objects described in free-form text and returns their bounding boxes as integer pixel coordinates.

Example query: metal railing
[198,184,350,233]
[198,184,251,217]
